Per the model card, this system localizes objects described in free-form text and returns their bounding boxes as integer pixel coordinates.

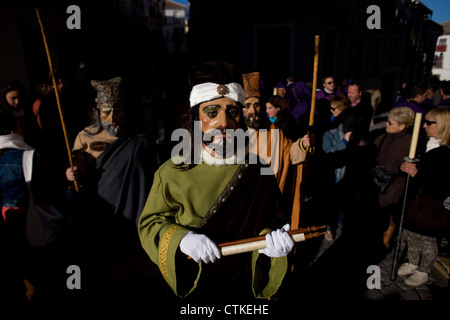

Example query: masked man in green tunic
[138,61,294,301]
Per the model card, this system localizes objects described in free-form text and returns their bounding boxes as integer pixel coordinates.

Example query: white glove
[179,232,221,264]
[258,224,294,258]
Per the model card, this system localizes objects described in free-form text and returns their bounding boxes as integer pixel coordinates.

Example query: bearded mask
[242,72,262,129]
[91,77,125,137]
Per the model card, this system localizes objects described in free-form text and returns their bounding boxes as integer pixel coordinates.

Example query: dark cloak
[95,133,159,225]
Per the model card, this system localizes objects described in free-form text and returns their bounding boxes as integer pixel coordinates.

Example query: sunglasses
[326,81,335,84]
[424,119,437,126]
[387,120,397,126]
[330,107,336,111]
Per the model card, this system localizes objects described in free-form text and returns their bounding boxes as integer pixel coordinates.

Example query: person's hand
[400,161,418,177]
[301,134,310,148]
[66,166,79,181]
[179,232,221,263]
[344,131,352,142]
[258,224,294,258]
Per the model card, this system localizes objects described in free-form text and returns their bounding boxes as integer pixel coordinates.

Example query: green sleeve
[251,244,288,299]
[138,168,201,297]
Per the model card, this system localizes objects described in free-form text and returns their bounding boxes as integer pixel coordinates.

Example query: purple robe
[437,97,450,108]
[316,88,345,102]
[276,82,286,89]
[392,97,426,114]
[289,81,313,121]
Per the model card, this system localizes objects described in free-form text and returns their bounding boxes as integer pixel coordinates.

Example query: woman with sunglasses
[372,107,415,249]
[316,75,345,102]
[398,107,450,287]
[320,94,355,241]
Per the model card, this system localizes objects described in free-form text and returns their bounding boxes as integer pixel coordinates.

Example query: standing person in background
[346,80,374,144]
[398,107,450,287]
[321,95,354,241]
[0,112,63,301]
[275,82,287,98]
[428,76,441,107]
[266,95,300,141]
[32,71,74,213]
[31,82,51,130]
[392,82,428,114]
[372,107,415,249]
[285,73,296,108]
[289,81,312,132]
[0,81,37,147]
[0,113,31,302]
[315,75,344,142]
[316,75,344,102]
[437,80,450,108]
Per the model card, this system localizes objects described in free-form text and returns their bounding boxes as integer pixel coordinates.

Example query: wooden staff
[219,225,326,256]
[305,34,320,154]
[36,9,79,192]
[291,35,320,230]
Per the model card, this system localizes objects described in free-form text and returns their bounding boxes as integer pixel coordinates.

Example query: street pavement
[310,231,450,301]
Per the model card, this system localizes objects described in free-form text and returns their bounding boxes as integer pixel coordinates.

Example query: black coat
[96,133,159,225]
[405,145,450,236]
[274,110,300,141]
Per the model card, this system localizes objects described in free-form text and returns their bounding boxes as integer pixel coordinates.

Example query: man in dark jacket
[346,80,374,144]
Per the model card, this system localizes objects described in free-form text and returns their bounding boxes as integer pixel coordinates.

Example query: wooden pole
[305,34,320,154]
[36,9,79,192]
[291,35,320,230]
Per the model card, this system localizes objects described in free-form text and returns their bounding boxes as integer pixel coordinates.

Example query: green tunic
[138,158,290,300]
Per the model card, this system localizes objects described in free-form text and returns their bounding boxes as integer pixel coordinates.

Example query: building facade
[164,0,188,54]
[187,0,443,111]
[433,21,450,80]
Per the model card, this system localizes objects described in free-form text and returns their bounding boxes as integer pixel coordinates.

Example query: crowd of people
[1,60,449,303]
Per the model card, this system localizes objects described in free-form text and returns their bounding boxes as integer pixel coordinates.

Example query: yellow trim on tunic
[159,224,180,283]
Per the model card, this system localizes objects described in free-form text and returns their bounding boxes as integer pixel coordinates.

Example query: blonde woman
[372,107,415,248]
[399,107,450,287]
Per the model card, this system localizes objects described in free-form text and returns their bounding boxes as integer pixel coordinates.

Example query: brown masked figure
[242,72,310,228]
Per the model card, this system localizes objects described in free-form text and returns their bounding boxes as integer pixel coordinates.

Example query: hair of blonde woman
[330,94,350,111]
[388,107,415,128]
[427,107,450,147]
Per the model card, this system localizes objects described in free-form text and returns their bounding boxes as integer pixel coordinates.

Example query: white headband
[189,82,246,107]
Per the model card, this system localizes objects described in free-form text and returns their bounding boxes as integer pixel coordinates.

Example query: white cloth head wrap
[189,82,246,107]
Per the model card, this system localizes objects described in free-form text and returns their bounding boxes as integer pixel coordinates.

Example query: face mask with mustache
[101,118,121,137]
[203,127,237,158]
[245,113,261,130]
